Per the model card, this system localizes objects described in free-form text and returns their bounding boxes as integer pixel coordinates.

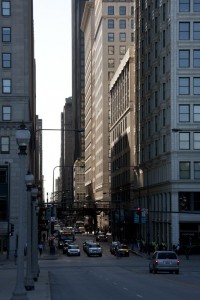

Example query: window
[119,46,126,55]
[179,0,190,12]
[163,30,165,47]
[179,22,190,40]
[108,58,114,68]
[155,140,158,156]
[163,57,166,74]
[162,3,166,21]
[163,135,166,152]
[131,19,134,29]
[194,162,200,179]
[108,46,114,55]
[179,192,191,211]
[119,19,126,29]
[179,50,190,67]
[194,105,200,121]
[155,115,158,132]
[108,6,114,15]
[179,132,190,149]
[119,6,126,15]
[163,83,166,100]
[193,50,200,67]
[193,77,200,94]
[155,66,158,82]
[119,32,126,42]
[108,33,114,42]
[179,77,190,95]
[179,105,190,122]
[163,109,166,126]
[1,1,11,16]
[2,27,11,42]
[108,19,114,28]
[2,106,11,121]
[155,17,158,33]
[2,79,11,93]
[179,162,190,179]
[194,132,200,149]
[0,137,9,153]
[155,42,158,58]
[108,71,114,81]
[193,22,200,39]
[2,53,11,68]
[193,0,200,11]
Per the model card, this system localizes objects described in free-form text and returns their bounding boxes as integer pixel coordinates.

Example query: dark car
[149,251,180,274]
[63,240,74,254]
[115,244,129,257]
[83,240,94,252]
[96,234,108,242]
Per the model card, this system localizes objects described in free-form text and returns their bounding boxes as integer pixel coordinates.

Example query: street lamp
[24,172,34,291]
[11,123,30,300]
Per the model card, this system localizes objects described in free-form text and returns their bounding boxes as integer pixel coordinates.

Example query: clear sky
[33,0,72,200]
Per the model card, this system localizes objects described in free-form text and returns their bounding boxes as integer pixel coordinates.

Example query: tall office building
[133,1,200,249]
[0,0,36,256]
[71,0,87,161]
[81,0,134,206]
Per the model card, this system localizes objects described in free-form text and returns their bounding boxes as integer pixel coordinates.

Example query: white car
[86,243,102,257]
[66,244,80,256]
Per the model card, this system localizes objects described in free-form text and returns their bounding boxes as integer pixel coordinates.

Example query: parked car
[86,243,102,257]
[96,234,108,242]
[66,244,80,256]
[115,244,129,257]
[149,251,180,274]
[110,241,120,254]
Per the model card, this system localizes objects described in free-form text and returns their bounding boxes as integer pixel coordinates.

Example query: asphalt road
[41,235,200,300]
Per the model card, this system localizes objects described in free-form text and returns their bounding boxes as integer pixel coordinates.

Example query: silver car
[149,251,180,274]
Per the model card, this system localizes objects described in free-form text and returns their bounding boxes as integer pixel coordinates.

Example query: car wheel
[175,270,179,274]
[149,267,152,273]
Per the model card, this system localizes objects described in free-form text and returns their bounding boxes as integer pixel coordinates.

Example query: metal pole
[11,155,28,300]
[31,200,39,281]
[24,184,34,290]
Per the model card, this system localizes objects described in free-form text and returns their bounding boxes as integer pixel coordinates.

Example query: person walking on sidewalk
[38,242,43,256]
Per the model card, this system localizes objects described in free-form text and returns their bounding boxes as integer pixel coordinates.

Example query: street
[39,235,200,300]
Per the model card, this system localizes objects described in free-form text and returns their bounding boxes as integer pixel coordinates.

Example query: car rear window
[158,252,177,259]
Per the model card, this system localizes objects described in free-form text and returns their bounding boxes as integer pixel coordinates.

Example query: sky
[33,0,72,200]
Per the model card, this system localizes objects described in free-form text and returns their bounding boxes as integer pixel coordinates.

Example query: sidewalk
[0,249,55,300]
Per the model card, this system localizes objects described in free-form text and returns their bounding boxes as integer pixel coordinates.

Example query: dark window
[0,137,10,153]
[179,104,190,122]
[119,6,126,15]
[193,0,200,11]
[179,162,190,179]
[193,50,200,67]
[108,6,114,15]
[179,22,190,40]
[193,22,200,39]
[179,192,191,211]
[119,19,126,29]
[179,50,190,67]
[2,79,11,93]
[108,19,114,28]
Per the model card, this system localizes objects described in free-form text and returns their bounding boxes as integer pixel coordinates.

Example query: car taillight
[177,259,180,265]
[155,259,158,265]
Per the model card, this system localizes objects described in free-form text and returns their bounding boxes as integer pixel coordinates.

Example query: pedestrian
[38,242,43,256]
[42,232,46,242]
[175,243,180,256]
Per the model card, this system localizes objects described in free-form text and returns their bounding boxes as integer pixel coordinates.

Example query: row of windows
[179,49,200,67]
[108,19,134,29]
[179,132,200,150]
[179,77,200,95]
[108,32,134,42]
[108,6,134,16]
[179,161,200,179]
[179,22,200,40]
[179,104,200,122]
[179,0,200,12]
[108,45,127,55]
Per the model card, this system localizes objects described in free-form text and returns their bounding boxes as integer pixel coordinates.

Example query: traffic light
[136,207,141,216]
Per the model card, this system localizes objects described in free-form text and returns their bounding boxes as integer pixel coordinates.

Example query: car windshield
[158,252,177,259]
[90,244,100,248]
[119,245,128,249]
[69,245,79,249]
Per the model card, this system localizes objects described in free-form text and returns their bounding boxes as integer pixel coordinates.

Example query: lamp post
[31,186,39,281]
[11,123,30,300]
[24,172,34,291]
